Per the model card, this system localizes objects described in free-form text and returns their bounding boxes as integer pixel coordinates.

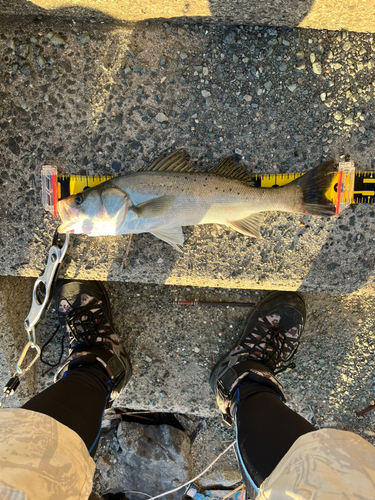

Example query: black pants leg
[235,381,315,495]
[22,364,112,457]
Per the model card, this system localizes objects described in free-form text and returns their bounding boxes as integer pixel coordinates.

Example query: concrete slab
[12,277,375,447]
[1,20,375,293]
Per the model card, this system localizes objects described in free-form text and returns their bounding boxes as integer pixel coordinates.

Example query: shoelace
[66,303,113,346]
[40,324,65,368]
[41,298,114,370]
[40,301,113,375]
[237,316,294,370]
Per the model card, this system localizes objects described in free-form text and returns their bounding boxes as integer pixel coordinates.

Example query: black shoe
[209,291,306,424]
[53,280,132,403]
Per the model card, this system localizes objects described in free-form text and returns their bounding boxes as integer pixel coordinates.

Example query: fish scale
[110,171,297,225]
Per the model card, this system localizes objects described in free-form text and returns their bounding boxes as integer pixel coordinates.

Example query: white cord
[124,491,152,498]
[144,440,236,500]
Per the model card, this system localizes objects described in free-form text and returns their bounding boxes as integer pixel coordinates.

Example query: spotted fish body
[57,152,337,251]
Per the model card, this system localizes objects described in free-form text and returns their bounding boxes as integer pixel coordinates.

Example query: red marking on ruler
[52,171,58,217]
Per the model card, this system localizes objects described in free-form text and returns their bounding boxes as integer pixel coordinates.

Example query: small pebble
[264,81,272,91]
[312,62,322,75]
[50,34,66,47]
[35,56,46,69]
[155,113,168,122]
[334,111,343,121]
[78,33,90,45]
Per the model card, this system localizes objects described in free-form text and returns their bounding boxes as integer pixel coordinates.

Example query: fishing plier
[0,231,70,408]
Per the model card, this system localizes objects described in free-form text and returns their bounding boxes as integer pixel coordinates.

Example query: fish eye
[74,194,84,205]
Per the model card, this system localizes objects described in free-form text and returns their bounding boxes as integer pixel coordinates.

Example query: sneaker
[209,291,306,424]
[53,280,132,402]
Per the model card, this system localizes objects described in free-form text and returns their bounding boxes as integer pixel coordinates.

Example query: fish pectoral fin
[131,195,176,219]
[150,226,184,252]
[227,213,264,238]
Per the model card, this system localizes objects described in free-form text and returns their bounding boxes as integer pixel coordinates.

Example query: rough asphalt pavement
[1,19,375,291]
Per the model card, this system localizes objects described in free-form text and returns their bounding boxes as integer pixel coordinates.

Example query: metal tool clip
[18,231,69,376]
[0,373,21,409]
[1,231,70,408]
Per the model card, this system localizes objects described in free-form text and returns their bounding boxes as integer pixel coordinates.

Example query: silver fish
[57,151,337,251]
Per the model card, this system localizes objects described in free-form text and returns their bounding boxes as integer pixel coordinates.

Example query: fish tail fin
[290,159,337,216]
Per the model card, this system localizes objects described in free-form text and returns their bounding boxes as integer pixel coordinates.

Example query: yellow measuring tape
[41,161,356,217]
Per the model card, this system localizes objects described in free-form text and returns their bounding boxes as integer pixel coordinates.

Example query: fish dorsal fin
[226,213,264,238]
[150,226,184,252]
[141,151,195,173]
[210,157,254,185]
[131,195,175,218]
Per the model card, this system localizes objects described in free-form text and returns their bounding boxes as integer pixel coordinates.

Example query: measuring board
[41,161,366,217]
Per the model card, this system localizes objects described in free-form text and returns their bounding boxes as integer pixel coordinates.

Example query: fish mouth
[57,199,117,236]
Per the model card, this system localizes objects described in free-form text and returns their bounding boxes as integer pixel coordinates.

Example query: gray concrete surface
[3,275,375,494]
[3,277,375,444]
[1,20,375,292]
[2,275,375,494]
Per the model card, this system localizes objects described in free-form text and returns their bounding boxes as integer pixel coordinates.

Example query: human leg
[23,280,132,456]
[234,381,314,490]
[23,363,112,456]
[210,292,314,494]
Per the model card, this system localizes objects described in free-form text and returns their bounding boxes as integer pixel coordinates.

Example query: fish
[57,151,337,251]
